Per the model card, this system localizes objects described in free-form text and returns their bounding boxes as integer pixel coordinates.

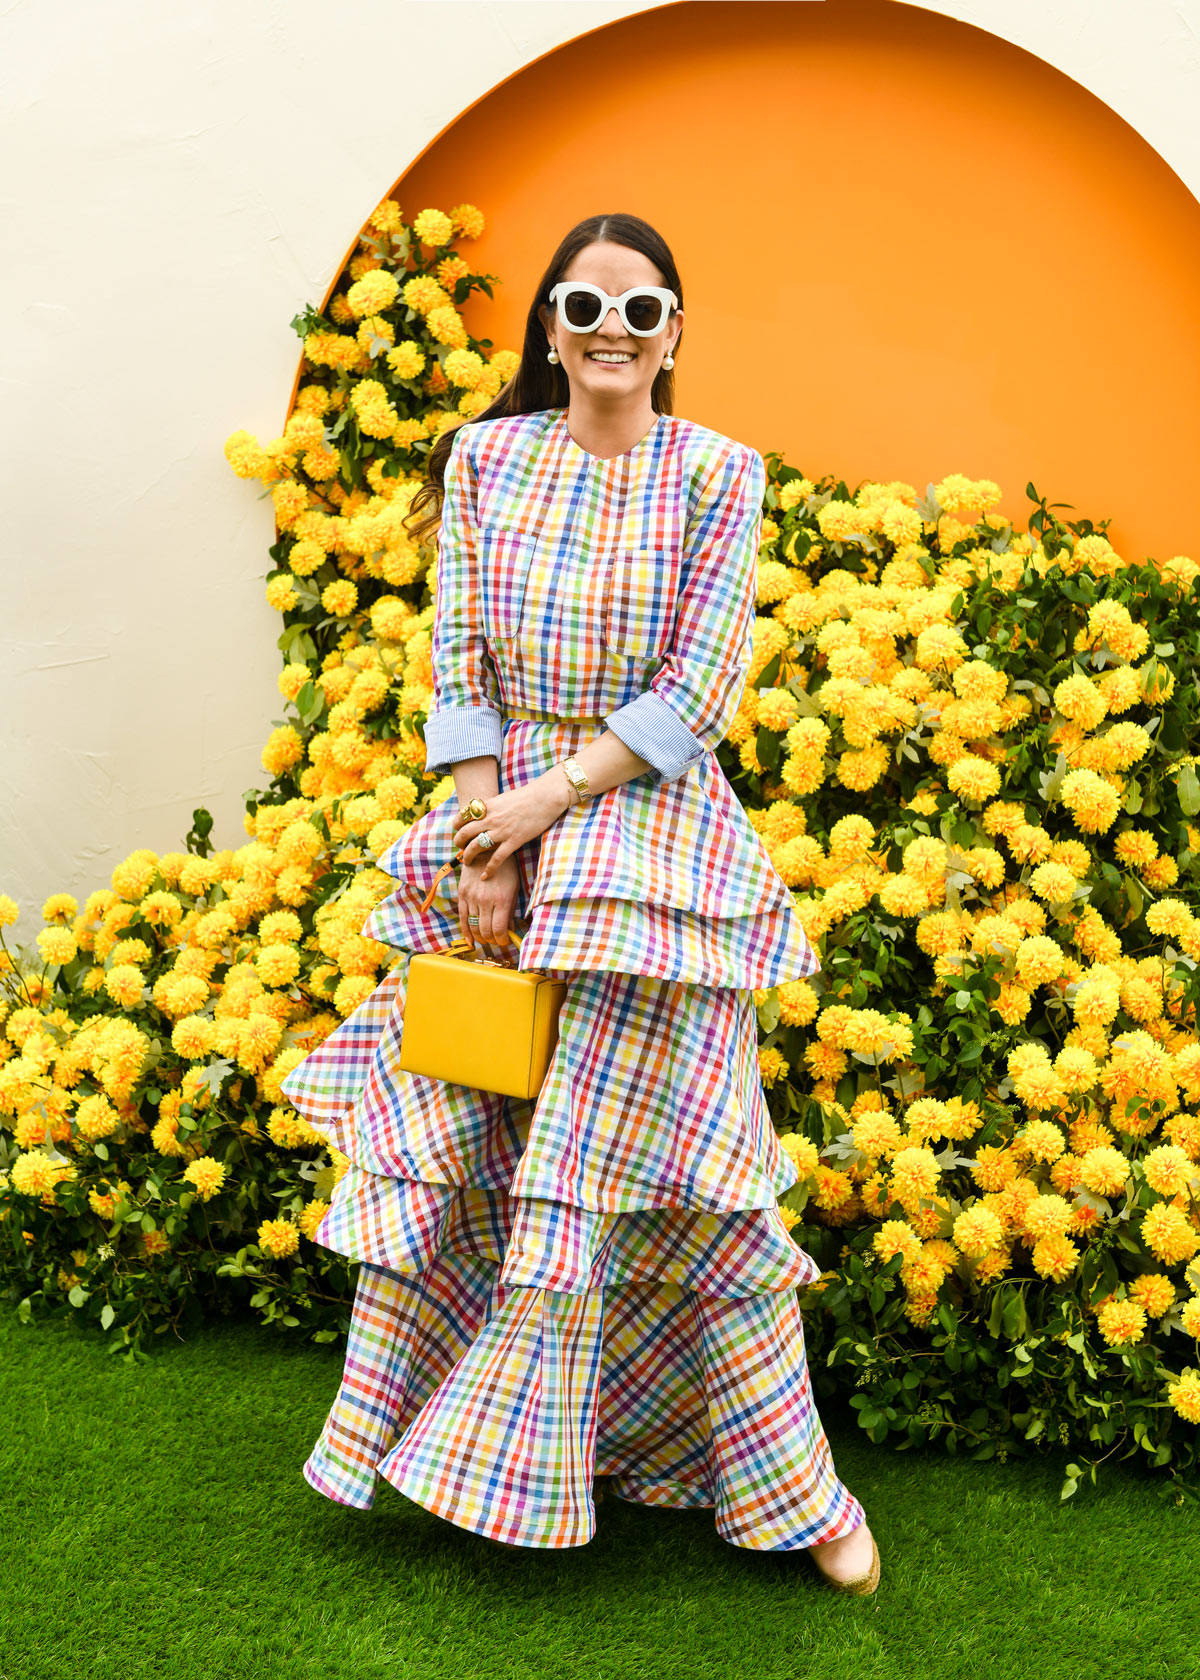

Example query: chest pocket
[602,547,683,659]
[477,528,536,638]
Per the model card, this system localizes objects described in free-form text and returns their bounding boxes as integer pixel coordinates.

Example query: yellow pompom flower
[1180,1297,1200,1339]
[1053,675,1106,731]
[298,1199,331,1241]
[36,927,78,965]
[1141,1203,1200,1266]
[1027,862,1078,906]
[1049,840,1091,879]
[413,207,455,247]
[1018,1120,1066,1163]
[448,202,485,241]
[266,1107,322,1149]
[904,1098,952,1145]
[873,1219,922,1265]
[184,1157,227,1201]
[902,837,948,886]
[266,575,298,612]
[1146,899,1196,941]
[111,851,159,899]
[914,625,968,672]
[384,342,426,383]
[11,1150,74,1198]
[104,965,145,1009]
[321,579,358,618]
[1143,1145,1192,1197]
[1144,855,1183,893]
[142,891,183,928]
[261,725,304,777]
[171,1015,215,1059]
[345,268,400,318]
[1082,599,1149,662]
[1115,829,1161,869]
[1023,1194,1073,1239]
[1096,1298,1147,1347]
[1167,1370,1200,1424]
[1054,1047,1098,1094]
[1072,966,1122,1029]
[425,305,468,350]
[1031,1232,1079,1281]
[1007,1043,1065,1111]
[758,1045,790,1086]
[1128,1273,1176,1319]
[1104,723,1152,769]
[946,754,1002,803]
[75,1094,120,1142]
[1096,665,1140,714]
[1008,823,1054,866]
[852,1112,904,1159]
[0,895,19,927]
[258,1217,301,1259]
[773,980,819,1028]
[1078,1145,1129,1196]
[1060,768,1120,834]
[41,892,79,922]
[777,1132,821,1179]
[890,1147,939,1205]
[333,975,376,1017]
[1014,935,1065,989]
[255,944,302,988]
[953,1205,1004,1257]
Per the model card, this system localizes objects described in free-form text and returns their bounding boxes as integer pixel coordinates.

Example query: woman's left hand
[452,778,568,877]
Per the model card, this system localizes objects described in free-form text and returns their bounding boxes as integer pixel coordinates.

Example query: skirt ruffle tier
[367,713,818,991]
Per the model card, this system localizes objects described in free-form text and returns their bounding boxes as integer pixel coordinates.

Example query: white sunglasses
[548,281,678,337]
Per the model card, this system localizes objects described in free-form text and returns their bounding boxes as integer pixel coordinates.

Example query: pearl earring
[547,346,560,364]
[662,350,675,369]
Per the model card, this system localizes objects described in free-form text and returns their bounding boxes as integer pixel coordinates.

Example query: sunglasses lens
[625,293,666,333]
[562,289,603,329]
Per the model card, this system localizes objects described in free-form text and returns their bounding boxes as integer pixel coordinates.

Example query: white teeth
[588,352,634,362]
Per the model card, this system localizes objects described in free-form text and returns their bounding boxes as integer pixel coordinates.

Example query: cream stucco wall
[3,0,1198,940]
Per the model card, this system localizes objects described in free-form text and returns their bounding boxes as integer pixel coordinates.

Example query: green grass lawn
[1,1308,1195,1680]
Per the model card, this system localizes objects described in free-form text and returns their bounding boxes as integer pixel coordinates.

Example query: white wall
[2,0,1198,941]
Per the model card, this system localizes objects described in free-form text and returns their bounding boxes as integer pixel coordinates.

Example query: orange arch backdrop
[313,0,1200,561]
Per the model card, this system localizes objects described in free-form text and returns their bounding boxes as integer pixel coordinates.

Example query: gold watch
[559,755,591,806]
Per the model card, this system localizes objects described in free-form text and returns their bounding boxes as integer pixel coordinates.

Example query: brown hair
[402,212,683,549]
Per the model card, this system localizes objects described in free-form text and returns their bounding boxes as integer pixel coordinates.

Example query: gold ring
[465,797,487,821]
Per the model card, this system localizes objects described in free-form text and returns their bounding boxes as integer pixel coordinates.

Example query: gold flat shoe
[809,1532,880,1596]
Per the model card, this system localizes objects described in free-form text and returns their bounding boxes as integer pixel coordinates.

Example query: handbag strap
[415,858,525,953]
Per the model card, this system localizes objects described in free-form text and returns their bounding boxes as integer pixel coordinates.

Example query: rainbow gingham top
[368,405,818,990]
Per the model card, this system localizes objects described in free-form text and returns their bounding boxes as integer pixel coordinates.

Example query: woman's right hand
[456,851,521,958]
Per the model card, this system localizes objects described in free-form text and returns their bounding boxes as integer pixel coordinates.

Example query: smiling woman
[279,211,878,1590]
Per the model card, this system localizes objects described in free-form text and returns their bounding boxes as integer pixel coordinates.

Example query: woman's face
[539,242,682,406]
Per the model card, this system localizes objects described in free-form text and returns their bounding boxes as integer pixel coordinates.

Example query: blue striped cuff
[604,692,706,784]
[423,705,503,773]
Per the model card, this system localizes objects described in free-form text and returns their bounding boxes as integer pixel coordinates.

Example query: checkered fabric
[281,965,800,1219]
[378,406,818,993]
[306,1259,865,1551]
[311,1165,817,1297]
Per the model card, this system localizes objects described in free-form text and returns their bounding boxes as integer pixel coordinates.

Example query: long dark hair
[403,212,682,548]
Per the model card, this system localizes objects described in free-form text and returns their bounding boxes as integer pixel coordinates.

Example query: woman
[281,212,878,1592]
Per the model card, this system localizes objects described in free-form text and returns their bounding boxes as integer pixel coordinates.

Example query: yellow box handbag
[396,859,567,1100]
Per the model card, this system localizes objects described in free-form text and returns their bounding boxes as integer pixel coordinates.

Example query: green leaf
[100,1304,115,1330]
[1177,764,1200,818]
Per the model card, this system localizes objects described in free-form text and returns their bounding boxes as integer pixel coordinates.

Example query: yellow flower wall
[2,197,1199,1492]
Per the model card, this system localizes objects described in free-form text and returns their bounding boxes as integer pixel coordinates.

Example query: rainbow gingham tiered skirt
[281,947,865,1549]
